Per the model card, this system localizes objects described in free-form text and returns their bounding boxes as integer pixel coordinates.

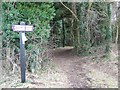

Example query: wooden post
[19,22,26,83]
[12,21,33,83]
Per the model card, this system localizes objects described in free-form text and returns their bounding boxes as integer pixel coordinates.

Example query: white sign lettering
[12,25,33,31]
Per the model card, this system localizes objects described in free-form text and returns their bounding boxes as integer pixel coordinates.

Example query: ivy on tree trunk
[105,3,112,53]
[0,1,3,77]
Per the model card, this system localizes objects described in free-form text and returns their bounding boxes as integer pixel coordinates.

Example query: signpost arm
[19,22,26,83]
[12,21,33,83]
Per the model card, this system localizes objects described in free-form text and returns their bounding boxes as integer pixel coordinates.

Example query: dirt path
[51,47,89,87]
[0,46,118,88]
[50,46,118,88]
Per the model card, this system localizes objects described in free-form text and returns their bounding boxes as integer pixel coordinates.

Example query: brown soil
[50,46,118,88]
[0,45,118,88]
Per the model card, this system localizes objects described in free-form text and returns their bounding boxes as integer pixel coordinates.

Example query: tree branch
[59,0,79,21]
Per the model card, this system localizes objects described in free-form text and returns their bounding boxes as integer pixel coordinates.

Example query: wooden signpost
[12,21,33,83]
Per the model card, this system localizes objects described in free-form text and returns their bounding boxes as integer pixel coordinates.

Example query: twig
[59,0,79,21]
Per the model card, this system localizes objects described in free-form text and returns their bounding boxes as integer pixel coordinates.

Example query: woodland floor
[0,44,118,88]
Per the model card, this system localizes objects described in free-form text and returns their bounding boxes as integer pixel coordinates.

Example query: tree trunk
[71,2,80,54]
[0,1,2,78]
[105,3,112,53]
[77,3,91,55]
[0,32,2,77]
[62,19,65,47]
[117,2,120,44]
